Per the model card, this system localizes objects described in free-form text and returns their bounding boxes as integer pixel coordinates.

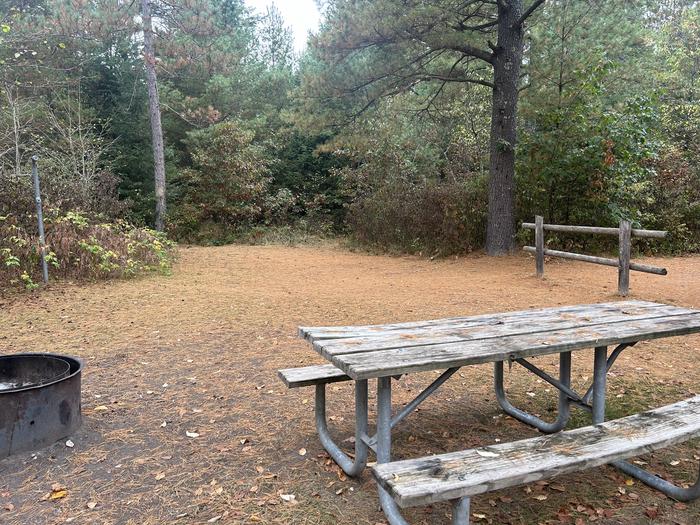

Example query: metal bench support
[362,367,461,450]
[315,380,369,477]
[612,460,700,501]
[495,343,637,433]
[494,351,572,433]
[317,366,462,462]
[581,342,635,403]
[589,347,700,502]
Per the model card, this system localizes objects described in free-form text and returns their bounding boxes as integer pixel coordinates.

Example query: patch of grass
[238,224,341,247]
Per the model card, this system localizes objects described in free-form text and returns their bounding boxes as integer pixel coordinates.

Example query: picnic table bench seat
[373,395,700,524]
[278,364,350,388]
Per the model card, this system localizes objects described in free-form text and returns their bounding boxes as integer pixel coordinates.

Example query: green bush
[170,121,272,242]
[514,55,700,255]
[0,210,175,290]
[347,176,487,256]
[643,147,700,253]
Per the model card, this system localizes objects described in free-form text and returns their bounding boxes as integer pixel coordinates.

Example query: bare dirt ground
[1,244,699,525]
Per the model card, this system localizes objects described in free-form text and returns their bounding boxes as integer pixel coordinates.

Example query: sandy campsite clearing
[1,244,699,524]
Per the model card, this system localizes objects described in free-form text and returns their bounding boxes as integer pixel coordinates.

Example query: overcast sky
[245,0,322,52]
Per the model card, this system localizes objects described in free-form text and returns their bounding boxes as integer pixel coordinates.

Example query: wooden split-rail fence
[522,216,668,296]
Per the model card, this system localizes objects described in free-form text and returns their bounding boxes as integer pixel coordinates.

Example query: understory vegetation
[1,1,699,290]
[0,211,174,290]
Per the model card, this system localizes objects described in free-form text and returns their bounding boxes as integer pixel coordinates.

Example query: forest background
[1,0,699,288]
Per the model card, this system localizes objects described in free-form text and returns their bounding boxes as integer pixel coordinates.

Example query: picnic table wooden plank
[373,395,700,507]
[315,303,696,356]
[328,312,700,379]
[277,364,349,388]
[299,300,670,341]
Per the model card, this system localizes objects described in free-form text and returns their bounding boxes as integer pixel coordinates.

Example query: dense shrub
[0,210,175,291]
[169,121,272,243]
[643,148,700,253]
[347,176,487,256]
[267,131,349,229]
[516,66,700,255]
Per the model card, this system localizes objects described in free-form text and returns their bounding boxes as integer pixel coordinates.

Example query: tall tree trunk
[486,0,524,255]
[5,84,22,178]
[141,0,167,232]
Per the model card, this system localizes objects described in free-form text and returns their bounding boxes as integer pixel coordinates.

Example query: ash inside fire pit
[0,354,82,458]
[0,355,70,392]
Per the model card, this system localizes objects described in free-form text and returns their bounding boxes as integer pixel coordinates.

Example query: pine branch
[514,0,546,28]
[445,43,494,64]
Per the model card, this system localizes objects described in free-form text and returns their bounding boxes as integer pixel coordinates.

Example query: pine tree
[302,0,546,254]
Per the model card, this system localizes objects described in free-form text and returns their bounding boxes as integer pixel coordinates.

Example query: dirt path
[1,244,699,524]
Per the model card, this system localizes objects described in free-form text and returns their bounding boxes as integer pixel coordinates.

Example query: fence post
[31,155,49,284]
[535,215,544,278]
[618,220,631,296]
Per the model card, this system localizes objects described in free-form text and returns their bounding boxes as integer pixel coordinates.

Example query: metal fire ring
[0,354,83,458]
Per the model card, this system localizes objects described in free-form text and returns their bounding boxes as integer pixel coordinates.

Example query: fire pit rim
[0,353,83,395]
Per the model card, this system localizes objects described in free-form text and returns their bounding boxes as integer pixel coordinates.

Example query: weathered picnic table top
[300,300,700,380]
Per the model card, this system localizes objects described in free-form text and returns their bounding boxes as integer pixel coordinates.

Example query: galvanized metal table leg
[376,376,411,525]
[315,380,368,477]
[363,367,460,450]
[451,497,471,524]
[375,375,472,524]
[592,346,607,424]
[581,343,635,405]
[494,352,572,433]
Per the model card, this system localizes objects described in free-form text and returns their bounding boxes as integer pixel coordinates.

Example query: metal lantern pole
[31,155,49,284]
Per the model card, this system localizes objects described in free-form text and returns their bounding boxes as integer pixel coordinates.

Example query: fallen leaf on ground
[44,487,68,501]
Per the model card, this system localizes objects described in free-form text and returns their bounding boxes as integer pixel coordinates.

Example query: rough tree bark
[486,0,525,255]
[141,0,167,232]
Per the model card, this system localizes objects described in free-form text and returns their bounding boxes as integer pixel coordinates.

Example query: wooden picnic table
[293,300,700,524]
[301,300,700,379]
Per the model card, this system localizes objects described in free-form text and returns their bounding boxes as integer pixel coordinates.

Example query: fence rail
[522,216,668,296]
[521,222,667,239]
